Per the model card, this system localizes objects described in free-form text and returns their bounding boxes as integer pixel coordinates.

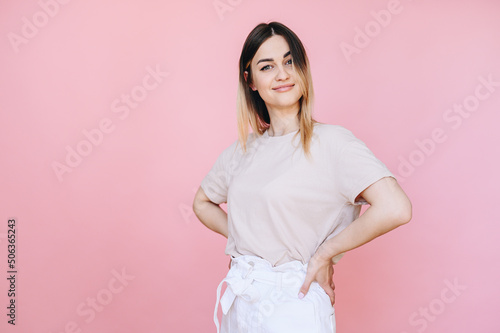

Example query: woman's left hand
[298,252,335,306]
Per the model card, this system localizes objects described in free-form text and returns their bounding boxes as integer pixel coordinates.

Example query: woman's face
[245,35,303,113]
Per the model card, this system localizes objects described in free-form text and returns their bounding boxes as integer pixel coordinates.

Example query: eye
[260,65,272,71]
[286,58,293,65]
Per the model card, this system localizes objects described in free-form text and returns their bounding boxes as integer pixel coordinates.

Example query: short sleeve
[200,140,238,205]
[335,133,396,205]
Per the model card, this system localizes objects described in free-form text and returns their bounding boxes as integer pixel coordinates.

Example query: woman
[193,21,412,333]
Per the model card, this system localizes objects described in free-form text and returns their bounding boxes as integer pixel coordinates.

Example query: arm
[192,186,229,239]
[298,176,412,300]
[316,176,412,260]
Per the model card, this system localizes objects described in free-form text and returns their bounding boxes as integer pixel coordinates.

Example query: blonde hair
[236,21,318,160]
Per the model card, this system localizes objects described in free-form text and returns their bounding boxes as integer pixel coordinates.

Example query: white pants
[214,255,336,333]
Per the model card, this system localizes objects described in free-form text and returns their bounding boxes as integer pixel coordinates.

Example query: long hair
[236,21,318,159]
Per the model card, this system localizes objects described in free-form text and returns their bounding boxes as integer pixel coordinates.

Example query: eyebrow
[256,51,291,65]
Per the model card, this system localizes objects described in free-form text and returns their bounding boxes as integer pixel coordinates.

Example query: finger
[330,266,336,291]
[329,264,336,305]
[323,285,335,306]
[298,275,314,299]
[330,280,336,304]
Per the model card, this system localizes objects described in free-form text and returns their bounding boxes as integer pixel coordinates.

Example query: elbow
[393,197,412,226]
[192,194,203,218]
[192,198,204,218]
[192,200,199,217]
[192,186,213,218]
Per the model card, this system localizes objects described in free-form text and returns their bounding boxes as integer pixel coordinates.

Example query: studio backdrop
[1,0,499,332]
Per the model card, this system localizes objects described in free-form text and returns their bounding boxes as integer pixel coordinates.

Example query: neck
[267,105,300,137]
[268,118,300,136]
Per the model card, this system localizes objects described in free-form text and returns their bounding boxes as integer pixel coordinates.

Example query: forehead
[252,35,290,64]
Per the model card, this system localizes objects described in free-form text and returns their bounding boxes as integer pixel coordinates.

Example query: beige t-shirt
[200,122,396,267]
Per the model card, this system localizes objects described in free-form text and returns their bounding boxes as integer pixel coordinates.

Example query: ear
[244,71,256,91]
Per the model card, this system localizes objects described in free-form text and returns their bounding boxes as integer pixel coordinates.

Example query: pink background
[1,0,499,332]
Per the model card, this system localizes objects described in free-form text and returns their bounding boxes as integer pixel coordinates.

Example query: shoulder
[220,131,259,157]
[313,122,359,147]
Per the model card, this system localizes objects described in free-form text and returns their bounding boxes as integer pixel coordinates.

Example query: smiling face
[244,35,303,114]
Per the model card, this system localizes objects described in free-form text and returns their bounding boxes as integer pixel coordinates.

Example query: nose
[275,64,290,81]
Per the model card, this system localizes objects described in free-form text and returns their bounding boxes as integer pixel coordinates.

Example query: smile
[272,84,295,92]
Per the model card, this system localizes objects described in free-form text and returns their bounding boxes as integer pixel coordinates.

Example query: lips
[272,84,295,92]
